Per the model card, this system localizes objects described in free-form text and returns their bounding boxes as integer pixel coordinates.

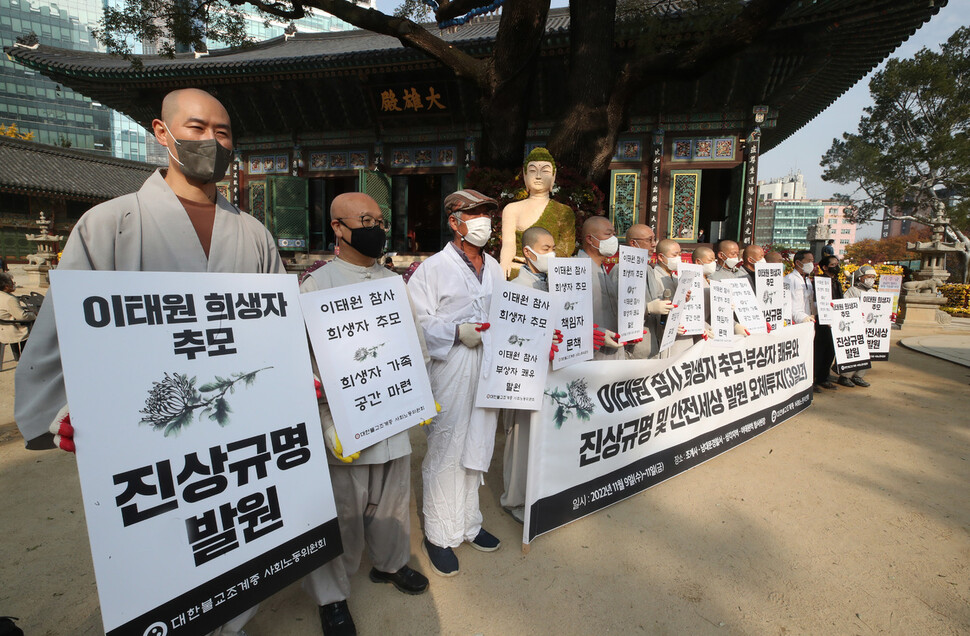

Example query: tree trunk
[478,0,550,171]
[545,0,619,186]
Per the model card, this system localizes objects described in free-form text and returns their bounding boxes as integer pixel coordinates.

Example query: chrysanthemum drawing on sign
[139,368,273,436]
[544,378,595,429]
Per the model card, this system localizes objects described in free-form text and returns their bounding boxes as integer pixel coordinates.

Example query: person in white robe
[406,189,503,577]
[14,88,282,636]
[299,193,429,636]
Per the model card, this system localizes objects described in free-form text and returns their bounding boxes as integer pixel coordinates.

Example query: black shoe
[851,377,871,387]
[369,565,429,595]
[422,538,459,577]
[836,376,855,388]
[467,528,501,552]
[818,381,838,390]
[813,385,823,393]
[319,600,356,636]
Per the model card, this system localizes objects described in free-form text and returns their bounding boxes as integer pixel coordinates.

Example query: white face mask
[861,277,876,289]
[664,255,681,272]
[456,215,492,247]
[702,261,717,276]
[596,235,619,258]
[801,262,815,274]
[524,246,551,273]
[751,258,765,267]
[724,257,741,269]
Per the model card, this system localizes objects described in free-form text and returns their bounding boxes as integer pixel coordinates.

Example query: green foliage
[393,0,434,22]
[96,0,275,58]
[820,26,970,229]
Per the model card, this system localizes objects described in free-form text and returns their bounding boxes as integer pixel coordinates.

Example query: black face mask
[342,224,386,258]
[827,264,841,274]
[165,123,233,184]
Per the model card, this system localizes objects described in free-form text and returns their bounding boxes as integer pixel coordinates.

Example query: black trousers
[813,324,835,384]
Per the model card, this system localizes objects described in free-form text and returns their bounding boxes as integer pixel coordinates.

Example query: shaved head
[331,192,380,221]
[765,251,784,264]
[693,246,715,263]
[581,215,613,242]
[715,239,739,263]
[161,88,229,127]
[522,226,554,250]
[656,238,679,257]
[742,244,764,263]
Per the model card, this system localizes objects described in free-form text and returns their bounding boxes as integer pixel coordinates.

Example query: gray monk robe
[15,170,284,449]
[300,258,429,605]
[14,170,283,636]
[577,251,626,361]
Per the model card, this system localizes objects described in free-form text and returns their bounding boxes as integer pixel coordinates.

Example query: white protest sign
[617,246,650,343]
[658,275,692,353]
[782,279,793,326]
[300,276,436,456]
[548,257,594,369]
[476,281,554,409]
[878,274,903,316]
[755,263,785,331]
[815,276,836,325]
[523,323,816,544]
[860,291,894,361]
[50,271,340,636]
[677,263,705,336]
[709,281,735,346]
[830,298,872,374]
[726,278,768,334]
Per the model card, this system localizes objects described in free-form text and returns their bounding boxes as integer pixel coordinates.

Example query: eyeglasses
[339,214,387,230]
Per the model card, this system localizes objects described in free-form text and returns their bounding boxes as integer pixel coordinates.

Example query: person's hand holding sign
[324,424,360,463]
[458,322,489,348]
[48,404,74,453]
[420,402,442,426]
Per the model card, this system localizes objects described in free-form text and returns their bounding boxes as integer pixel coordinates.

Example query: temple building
[3,1,946,258]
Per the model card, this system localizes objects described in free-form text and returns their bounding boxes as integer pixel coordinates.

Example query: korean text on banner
[726,278,768,335]
[523,323,815,544]
[617,246,650,343]
[49,270,340,636]
[755,263,785,330]
[860,292,894,361]
[678,262,705,336]
[476,281,555,409]
[548,257,594,369]
[300,276,436,456]
[815,277,835,325]
[830,298,872,374]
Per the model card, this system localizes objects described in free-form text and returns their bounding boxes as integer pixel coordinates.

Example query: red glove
[477,322,490,332]
[766,321,772,334]
[593,324,606,349]
[314,377,322,400]
[625,329,649,345]
[48,405,74,453]
[549,329,563,361]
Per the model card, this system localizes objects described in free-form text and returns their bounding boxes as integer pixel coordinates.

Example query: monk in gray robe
[15,88,283,636]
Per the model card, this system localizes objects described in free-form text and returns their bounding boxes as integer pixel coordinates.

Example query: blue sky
[376,1,967,236]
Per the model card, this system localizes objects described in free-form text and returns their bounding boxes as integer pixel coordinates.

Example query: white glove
[601,329,620,349]
[734,323,750,336]
[801,316,816,323]
[48,404,74,453]
[646,298,673,316]
[458,322,488,348]
[323,424,359,464]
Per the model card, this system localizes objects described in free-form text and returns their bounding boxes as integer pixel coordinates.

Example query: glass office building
[1,0,364,162]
